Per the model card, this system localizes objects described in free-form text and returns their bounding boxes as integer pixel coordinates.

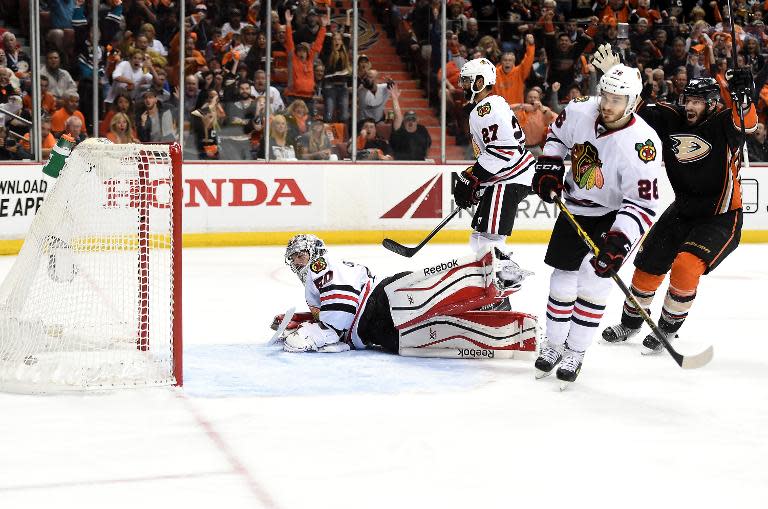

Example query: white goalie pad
[398,311,538,359]
[385,247,524,330]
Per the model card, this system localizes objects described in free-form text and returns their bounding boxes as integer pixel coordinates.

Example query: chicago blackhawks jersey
[304,255,374,349]
[637,101,757,217]
[469,94,536,186]
[543,96,664,245]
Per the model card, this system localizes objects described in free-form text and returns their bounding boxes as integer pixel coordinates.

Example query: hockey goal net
[0,140,182,392]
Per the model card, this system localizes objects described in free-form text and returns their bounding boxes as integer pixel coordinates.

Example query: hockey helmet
[285,234,327,283]
[597,64,643,119]
[680,77,721,111]
[460,58,497,103]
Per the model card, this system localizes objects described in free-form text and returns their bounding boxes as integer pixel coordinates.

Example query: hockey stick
[382,206,463,257]
[727,0,748,165]
[267,307,295,345]
[552,195,714,369]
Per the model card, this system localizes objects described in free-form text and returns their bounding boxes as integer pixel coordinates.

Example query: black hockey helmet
[680,77,721,110]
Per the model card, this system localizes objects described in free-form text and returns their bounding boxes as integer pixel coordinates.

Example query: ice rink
[1,242,767,509]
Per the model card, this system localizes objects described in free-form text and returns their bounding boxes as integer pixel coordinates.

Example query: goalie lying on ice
[274,234,538,358]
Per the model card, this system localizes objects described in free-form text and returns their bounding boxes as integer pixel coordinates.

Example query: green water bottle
[42,134,76,178]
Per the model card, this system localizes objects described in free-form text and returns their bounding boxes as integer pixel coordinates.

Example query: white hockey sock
[565,257,614,352]
[545,269,578,347]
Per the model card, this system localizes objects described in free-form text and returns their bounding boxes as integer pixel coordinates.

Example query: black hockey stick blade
[382,207,462,258]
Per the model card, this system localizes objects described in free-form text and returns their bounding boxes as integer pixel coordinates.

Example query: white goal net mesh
[0,140,181,392]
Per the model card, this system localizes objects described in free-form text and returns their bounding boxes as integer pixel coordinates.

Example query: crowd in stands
[3,0,768,162]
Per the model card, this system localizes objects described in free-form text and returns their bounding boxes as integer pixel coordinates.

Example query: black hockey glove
[726,68,754,107]
[591,231,631,278]
[532,156,565,203]
[453,167,482,209]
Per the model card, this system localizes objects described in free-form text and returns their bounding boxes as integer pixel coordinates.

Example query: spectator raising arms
[494,34,536,106]
[358,70,392,123]
[389,84,432,161]
[284,9,327,112]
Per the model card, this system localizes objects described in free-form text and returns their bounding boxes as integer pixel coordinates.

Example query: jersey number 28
[638,179,659,200]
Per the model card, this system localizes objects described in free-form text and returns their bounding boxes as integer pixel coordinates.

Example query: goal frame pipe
[170,143,183,386]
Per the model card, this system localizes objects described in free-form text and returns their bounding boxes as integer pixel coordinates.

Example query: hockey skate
[601,323,640,343]
[534,340,564,379]
[641,331,679,355]
[556,346,585,390]
[479,296,511,312]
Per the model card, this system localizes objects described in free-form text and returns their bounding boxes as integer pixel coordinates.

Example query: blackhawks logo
[310,257,327,273]
[477,103,492,117]
[571,141,605,190]
[635,139,657,163]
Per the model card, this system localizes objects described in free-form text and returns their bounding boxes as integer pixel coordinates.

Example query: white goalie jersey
[469,94,536,186]
[542,96,664,245]
[304,255,374,348]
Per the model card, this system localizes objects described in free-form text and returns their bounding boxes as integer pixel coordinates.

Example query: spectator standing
[136,89,176,142]
[226,82,258,126]
[544,31,593,99]
[191,105,220,159]
[358,70,392,123]
[494,34,536,106]
[321,31,352,123]
[50,92,86,137]
[108,50,154,102]
[389,85,431,161]
[39,50,77,102]
[284,9,327,111]
[253,70,285,113]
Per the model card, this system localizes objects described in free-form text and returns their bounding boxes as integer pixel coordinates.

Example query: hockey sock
[564,256,613,351]
[621,270,665,330]
[660,252,705,334]
[545,269,577,346]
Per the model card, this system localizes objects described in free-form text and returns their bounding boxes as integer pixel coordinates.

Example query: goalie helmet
[597,64,643,119]
[285,234,327,284]
[460,58,496,103]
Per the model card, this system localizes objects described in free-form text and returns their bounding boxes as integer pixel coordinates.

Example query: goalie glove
[453,167,482,209]
[270,311,315,331]
[532,156,565,203]
[590,231,631,278]
[590,43,621,74]
[725,68,754,108]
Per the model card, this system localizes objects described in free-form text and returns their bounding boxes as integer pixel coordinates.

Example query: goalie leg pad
[398,311,538,359]
[283,322,344,353]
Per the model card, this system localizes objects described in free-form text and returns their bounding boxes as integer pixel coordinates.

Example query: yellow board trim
[1,230,766,255]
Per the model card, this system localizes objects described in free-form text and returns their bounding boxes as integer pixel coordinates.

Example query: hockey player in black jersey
[591,44,758,353]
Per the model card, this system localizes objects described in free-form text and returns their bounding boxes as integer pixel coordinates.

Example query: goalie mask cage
[0,140,182,392]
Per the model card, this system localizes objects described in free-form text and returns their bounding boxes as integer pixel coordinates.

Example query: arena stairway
[358,3,467,162]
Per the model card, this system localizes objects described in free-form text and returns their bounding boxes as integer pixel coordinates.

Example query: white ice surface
[1,243,767,509]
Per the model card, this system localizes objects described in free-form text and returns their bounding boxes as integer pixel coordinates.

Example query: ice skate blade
[559,381,572,391]
[535,369,553,379]
[640,346,663,356]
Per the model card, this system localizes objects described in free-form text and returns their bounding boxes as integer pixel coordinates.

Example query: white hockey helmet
[460,58,497,103]
[285,234,327,283]
[597,64,643,119]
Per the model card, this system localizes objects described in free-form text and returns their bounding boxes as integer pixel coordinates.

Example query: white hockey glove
[590,44,621,74]
[283,322,349,353]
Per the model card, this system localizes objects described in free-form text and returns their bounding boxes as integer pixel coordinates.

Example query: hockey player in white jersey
[454,58,536,310]
[531,64,664,386]
[273,234,537,356]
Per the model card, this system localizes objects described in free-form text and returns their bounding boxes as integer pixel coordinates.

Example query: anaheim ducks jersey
[637,101,757,218]
[304,255,374,349]
[543,96,664,245]
[469,94,536,186]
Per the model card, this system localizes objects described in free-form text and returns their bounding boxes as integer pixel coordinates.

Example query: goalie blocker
[350,248,537,358]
